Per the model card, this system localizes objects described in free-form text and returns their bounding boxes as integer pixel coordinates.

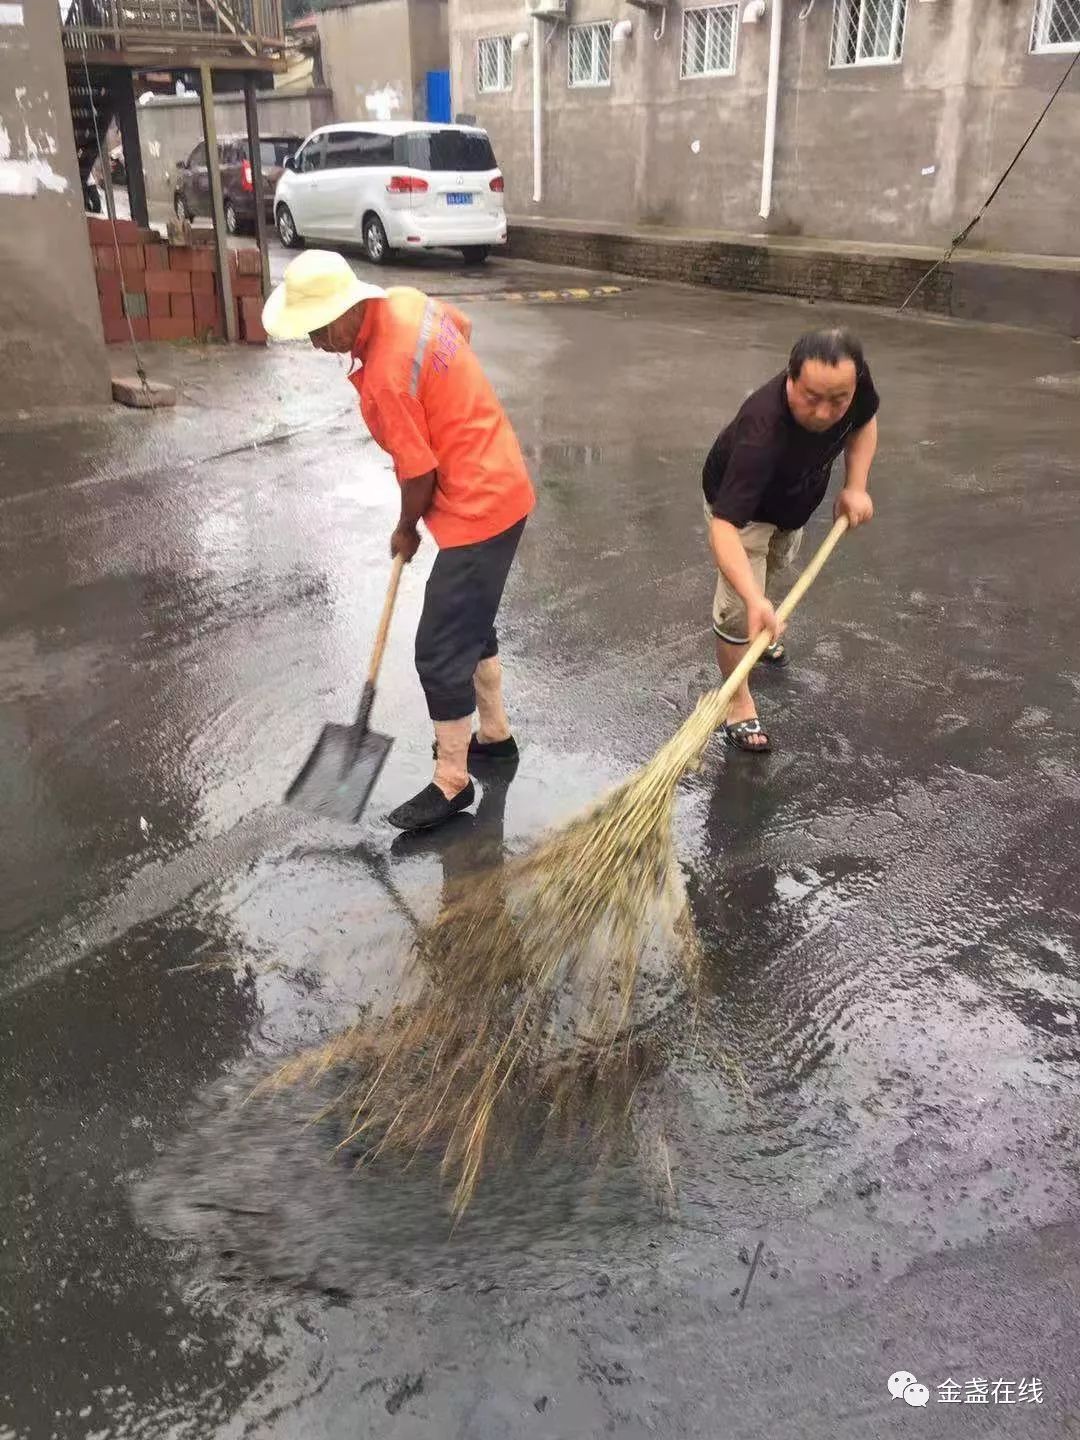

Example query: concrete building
[449,0,1080,257]
[1,0,291,415]
[1,1,109,411]
[314,0,450,124]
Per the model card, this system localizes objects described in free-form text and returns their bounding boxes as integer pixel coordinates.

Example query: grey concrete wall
[316,0,449,124]
[317,0,416,123]
[0,1,108,411]
[136,89,334,208]
[409,0,451,115]
[450,0,1080,257]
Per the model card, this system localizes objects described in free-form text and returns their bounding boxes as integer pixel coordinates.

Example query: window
[295,136,325,173]
[568,21,612,88]
[324,131,363,169]
[681,5,738,77]
[187,143,206,168]
[1031,0,1080,51]
[260,139,299,168]
[363,134,395,167]
[477,34,513,92]
[324,130,394,169]
[398,130,498,172]
[830,0,906,67]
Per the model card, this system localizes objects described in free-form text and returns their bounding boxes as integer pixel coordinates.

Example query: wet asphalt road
[2,257,1080,1439]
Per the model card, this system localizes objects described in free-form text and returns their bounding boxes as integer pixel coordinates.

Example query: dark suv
[173,134,300,235]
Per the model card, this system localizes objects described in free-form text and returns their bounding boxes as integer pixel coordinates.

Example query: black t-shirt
[702,368,879,531]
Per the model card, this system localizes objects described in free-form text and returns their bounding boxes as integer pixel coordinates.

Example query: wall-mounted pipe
[759,0,783,220]
[532,15,543,204]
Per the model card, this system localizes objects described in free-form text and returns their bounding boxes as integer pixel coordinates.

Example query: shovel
[285,555,404,825]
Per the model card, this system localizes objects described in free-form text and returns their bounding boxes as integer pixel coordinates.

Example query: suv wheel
[224,199,240,235]
[461,246,490,266]
[276,203,302,249]
[363,214,391,266]
[174,192,191,222]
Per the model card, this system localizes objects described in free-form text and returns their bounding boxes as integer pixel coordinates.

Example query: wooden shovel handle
[366,554,405,686]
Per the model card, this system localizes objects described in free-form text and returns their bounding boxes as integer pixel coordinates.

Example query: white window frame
[680,4,739,79]
[829,0,907,69]
[568,21,613,89]
[476,34,513,93]
[1030,0,1080,53]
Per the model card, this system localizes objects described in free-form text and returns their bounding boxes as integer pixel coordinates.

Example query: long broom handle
[711,515,849,713]
[366,554,405,687]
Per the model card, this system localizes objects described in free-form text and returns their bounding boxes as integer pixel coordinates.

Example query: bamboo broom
[272,518,850,1215]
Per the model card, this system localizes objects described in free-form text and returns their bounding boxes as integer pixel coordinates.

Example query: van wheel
[461,246,490,266]
[224,200,241,236]
[363,215,392,265]
[277,203,302,249]
[174,192,191,223]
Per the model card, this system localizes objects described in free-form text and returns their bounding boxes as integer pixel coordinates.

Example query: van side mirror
[283,154,298,172]
[176,158,188,170]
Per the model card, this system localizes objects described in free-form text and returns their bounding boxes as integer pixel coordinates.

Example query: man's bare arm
[392,470,436,560]
[836,416,877,526]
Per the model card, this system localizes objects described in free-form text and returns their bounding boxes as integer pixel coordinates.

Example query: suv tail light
[386,175,429,194]
[241,159,253,192]
[490,175,504,193]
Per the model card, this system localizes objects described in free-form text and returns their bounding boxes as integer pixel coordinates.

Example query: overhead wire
[898,47,1080,313]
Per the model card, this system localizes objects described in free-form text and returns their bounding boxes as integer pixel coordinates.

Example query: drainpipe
[759,0,783,220]
[532,15,543,204]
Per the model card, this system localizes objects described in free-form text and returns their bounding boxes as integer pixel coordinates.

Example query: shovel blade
[284,723,393,825]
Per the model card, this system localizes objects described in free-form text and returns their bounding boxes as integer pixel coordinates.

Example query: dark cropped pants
[414,517,526,722]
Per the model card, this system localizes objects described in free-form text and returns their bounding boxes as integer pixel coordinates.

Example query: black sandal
[762,641,789,669]
[722,719,772,754]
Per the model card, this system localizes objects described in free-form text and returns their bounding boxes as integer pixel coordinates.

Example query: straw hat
[262,250,386,340]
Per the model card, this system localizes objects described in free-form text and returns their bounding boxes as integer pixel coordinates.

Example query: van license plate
[446,192,473,206]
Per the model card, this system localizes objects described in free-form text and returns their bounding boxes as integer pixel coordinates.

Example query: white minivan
[273,121,507,266]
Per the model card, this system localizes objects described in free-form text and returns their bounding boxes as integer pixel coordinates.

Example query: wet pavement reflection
[2,276,1080,1437]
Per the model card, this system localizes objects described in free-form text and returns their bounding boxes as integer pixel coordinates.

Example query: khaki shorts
[705,504,803,644]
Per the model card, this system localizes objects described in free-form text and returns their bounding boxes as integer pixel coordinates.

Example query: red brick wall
[87,218,267,346]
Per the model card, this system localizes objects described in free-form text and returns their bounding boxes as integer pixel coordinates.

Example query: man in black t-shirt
[702,328,878,752]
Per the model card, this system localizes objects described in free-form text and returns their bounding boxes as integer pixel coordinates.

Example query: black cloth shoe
[468,734,519,761]
[387,781,476,832]
[430,735,520,761]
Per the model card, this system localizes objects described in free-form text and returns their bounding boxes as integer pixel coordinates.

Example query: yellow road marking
[445,285,626,305]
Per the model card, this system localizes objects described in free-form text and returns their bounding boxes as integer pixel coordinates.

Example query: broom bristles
[264,687,730,1216]
[267,524,849,1212]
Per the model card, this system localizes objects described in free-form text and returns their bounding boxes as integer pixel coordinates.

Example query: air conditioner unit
[525,0,568,19]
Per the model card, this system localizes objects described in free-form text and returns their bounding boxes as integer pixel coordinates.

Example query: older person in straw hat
[262,250,535,832]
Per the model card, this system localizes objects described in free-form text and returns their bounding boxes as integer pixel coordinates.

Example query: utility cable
[899,48,1080,313]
